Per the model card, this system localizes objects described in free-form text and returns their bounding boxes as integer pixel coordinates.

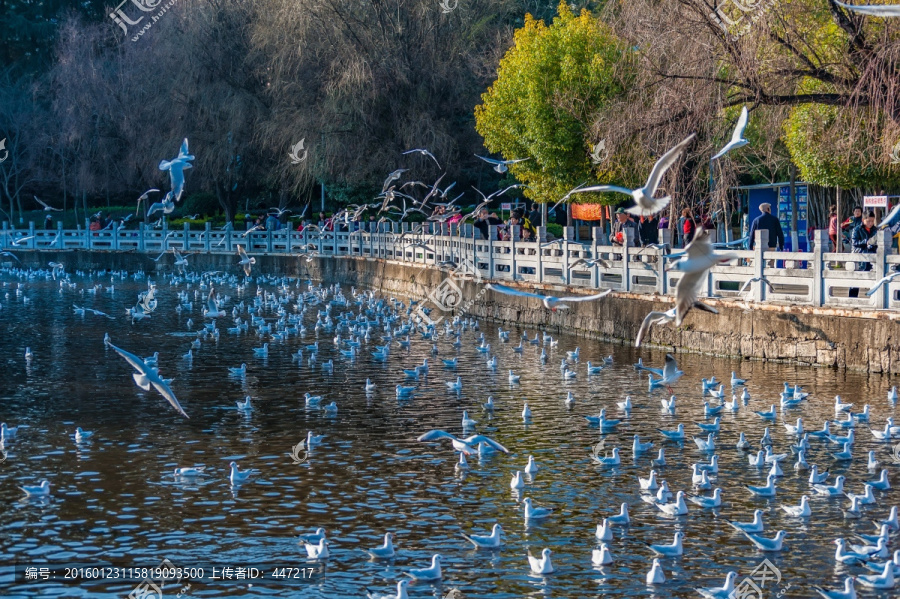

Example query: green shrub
[181,192,219,217]
[546,223,564,238]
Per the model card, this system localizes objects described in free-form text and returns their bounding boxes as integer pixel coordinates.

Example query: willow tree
[474,2,633,205]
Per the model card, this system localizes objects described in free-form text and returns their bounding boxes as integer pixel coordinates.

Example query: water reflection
[0,272,897,597]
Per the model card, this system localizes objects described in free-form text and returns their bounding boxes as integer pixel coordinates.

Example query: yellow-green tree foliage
[783,81,900,189]
[474,2,631,205]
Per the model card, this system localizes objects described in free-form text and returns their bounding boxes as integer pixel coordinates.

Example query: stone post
[488,225,498,279]
[28,221,35,249]
[138,223,146,252]
[874,228,890,309]
[592,226,604,289]
[812,229,826,307]
[57,221,64,250]
[655,243,668,295]
[753,229,769,302]
[204,222,212,253]
[536,226,546,285]
[563,226,574,285]
[225,222,234,253]
[184,222,191,251]
[623,228,634,292]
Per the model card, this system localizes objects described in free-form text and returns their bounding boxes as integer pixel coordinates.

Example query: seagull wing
[732,105,749,143]
[485,283,548,301]
[692,301,719,315]
[643,134,695,195]
[464,434,510,454]
[178,138,193,160]
[557,289,612,302]
[836,1,900,16]
[149,376,190,418]
[663,354,679,379]
[675,269,705,326]
[684,229,714,260]
[108,342,150,374]
[878,203,900,229]
[475,154,502,165]
[738,278,756,293]
[237,244,248,259]
[636,311,670,347]
[416,430,460,443]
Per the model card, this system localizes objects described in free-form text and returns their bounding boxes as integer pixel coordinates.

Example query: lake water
[0,268,897,598]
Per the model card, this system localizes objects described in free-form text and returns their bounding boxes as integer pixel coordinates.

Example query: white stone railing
[3,220,899,311]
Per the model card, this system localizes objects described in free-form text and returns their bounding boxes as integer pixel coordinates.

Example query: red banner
[571,204,606,221]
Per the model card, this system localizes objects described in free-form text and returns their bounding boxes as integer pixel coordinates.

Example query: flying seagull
[739,276,774,295]
[475,154,530,174]
[569,257,612,270]
[107,340,189,418]
[416,430,510,454]
[866,272,900,296]
[669,230,737,325]
[146,197,175,218]
[402,148,441,169]
[711,106,749,160]
[158,138,194,203]
[33,196,62,211]
[836,1,900,16]
[551,134,696,216]
[134,189,161,216]
[634,302,717,347]
[485,283,611,311]
[236,244,256,276]
[382,169,408,193]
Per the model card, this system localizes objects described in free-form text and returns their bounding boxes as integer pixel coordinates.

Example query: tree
[475,2,632,204]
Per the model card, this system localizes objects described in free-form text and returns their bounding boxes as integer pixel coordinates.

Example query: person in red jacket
[681,208,697,246]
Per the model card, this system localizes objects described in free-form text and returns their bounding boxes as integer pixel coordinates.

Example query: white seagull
[108,341,189,418]
[554,134,696,216]
[416,430,509,455]
[236,245,256,276]
[711,106,749,160]
[158,138,194,202]
[527,548,554,574]
[669,230,737,325]
[475,154,530,173]
[462,523,502,549]
[404,554,442,580]
[485,283,611,311]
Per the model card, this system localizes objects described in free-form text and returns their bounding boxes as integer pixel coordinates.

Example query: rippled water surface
[0,269,898,598]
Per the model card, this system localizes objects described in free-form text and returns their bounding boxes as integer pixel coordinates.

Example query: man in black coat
[748,203,785,250]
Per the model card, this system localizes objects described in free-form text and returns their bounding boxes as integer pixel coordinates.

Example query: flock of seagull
[2,256,900,598]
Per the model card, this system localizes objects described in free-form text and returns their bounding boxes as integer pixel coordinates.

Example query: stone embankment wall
[11,250,899,372]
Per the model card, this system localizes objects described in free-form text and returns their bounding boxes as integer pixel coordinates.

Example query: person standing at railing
[850,211,877,270]
[44,215,53,230]
[610,208,640,247]
[474,207,502,239]
[747,203,784,251]
[639,215,659,246]
[828,206,839,251]
[848,211,878,297]
[681,207,696,247]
